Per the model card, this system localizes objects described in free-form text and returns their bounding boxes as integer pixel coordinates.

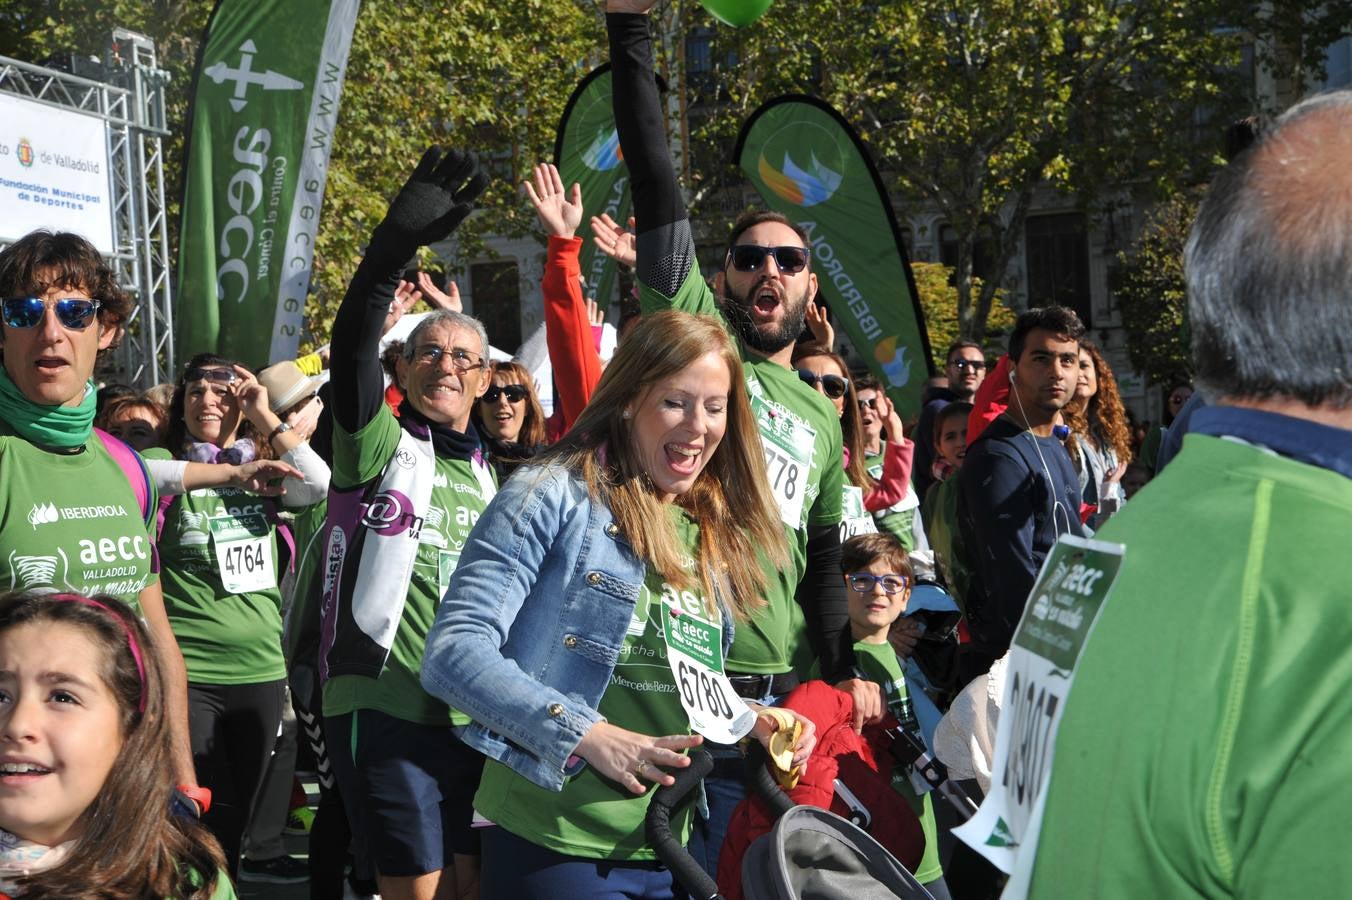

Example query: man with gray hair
[318,146,496,900]
[1026,90,1352,897]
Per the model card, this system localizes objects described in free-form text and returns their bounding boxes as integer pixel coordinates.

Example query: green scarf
[0,365,97,449]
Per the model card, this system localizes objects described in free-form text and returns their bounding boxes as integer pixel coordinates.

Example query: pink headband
[51,594,147,713]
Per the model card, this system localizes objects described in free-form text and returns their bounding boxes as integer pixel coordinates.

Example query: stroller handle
[645,747,724,900]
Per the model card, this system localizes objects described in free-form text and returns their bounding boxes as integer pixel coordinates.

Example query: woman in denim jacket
[422,310,815,897]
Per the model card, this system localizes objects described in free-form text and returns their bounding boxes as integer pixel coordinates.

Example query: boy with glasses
[835,533,950,900]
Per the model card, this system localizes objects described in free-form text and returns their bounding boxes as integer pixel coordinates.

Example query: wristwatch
[267,422,293,443]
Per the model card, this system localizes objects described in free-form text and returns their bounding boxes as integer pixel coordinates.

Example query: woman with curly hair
[1064,341,1133,529]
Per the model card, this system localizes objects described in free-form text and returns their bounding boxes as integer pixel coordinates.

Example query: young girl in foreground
[0,591,235,898]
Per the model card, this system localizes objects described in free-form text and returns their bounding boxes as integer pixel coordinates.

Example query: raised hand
[805,300,834,347]
[417,270,463,313]
[524,163,584,239]
[590,213,637,269]
[586,297,605,328]
[383,280,422,335]
[230,365,271,428]
[378,146,489,248]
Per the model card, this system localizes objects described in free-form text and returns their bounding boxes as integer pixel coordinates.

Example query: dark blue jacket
[956,415,1084,660]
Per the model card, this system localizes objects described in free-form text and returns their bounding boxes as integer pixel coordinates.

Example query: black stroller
[646,747,937,900]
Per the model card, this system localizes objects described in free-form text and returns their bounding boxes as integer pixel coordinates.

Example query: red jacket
[715,680,926,899]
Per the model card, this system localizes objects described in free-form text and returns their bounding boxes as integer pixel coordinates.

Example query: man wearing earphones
[955,306,1086,681]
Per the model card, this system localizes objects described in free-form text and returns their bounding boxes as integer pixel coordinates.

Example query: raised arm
[527,162,603,429]
[329,147,488,434]
[607,4,698,304]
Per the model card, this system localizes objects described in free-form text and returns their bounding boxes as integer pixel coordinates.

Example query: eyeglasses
[797,369,849,400]
[483,384,528,404]
[727,244,810,275]
[2,297,101,330]
[415,345,485,371]
[847,573,910,595]
[950,359,986,372]
[183,367,238,385]
[857,396,879,411]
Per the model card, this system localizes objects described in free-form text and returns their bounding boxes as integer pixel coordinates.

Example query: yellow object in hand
[763,708,803,789]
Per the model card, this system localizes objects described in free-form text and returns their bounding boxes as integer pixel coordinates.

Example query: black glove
[372,146,489,253]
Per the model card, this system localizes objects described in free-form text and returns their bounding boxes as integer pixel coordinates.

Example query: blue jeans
[481,825,688,900]
[686,687,785,880]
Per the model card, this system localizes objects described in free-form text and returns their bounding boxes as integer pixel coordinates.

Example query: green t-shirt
[0,422,157,610]
[919,475,969,614]
[147,448,287,685]
[865,447,918,552]
[851,639,943,884]
[322,406,494,725]
[281,500,328,664]
[641,267,845,673]
[1027,436,1352,898]
[475,511,703,860]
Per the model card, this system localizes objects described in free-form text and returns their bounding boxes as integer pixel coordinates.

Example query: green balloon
[699,0,774,27]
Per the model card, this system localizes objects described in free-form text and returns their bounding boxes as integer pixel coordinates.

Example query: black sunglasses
[727,244,810,275]
[482,384,528,404]
[2,297,101,330]
[950,358,987,372]
[184,367,238,385]
[858,396,880,411]
[797,369,849,400]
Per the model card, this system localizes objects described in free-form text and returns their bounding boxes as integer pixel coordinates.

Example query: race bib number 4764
[209,512,275,595]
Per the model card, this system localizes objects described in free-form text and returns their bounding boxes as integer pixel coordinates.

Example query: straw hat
[258,361,324,414]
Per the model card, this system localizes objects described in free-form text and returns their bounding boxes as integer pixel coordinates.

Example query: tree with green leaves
[911,262,1015,368]
[1111,190,1197,390]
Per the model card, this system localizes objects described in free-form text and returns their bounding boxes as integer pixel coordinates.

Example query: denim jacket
[420,463,735,791]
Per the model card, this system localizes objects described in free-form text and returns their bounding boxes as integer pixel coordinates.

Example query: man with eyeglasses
[317,147,496,900]
[0,230,202,805]
[914,341,988,504]
[608,0,859,878]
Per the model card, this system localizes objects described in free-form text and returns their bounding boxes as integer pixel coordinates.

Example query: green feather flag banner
[554,64,631,311]
[177,0,360,366]
[736,95,933,419]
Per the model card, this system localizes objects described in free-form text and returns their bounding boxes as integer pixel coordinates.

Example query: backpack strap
[94,428,153,529]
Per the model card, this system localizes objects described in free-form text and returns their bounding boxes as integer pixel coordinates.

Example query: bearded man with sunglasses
[0,229,202,803]
[609,1,870,878]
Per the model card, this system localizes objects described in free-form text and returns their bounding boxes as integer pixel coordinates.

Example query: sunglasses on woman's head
[184,367,238,385]
[483,384,528,404]
[797,369,849,400]
[727,244,810,275]
[1,297,101,330]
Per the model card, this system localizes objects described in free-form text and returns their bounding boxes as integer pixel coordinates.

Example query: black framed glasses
[184,367,238,385]
[950,359,987,372]
[797,369,849,400]
[727,244,810,275]
[848,573,910,595]
[415,345,485,371]
[483,384,528,404]
[2,297,101,330]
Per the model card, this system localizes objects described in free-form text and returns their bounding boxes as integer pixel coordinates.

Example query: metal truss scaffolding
[0,29,173,388]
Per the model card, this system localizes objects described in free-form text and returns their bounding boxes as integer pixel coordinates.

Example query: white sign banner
[952,535,1125,892]
[0,94,114,253]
